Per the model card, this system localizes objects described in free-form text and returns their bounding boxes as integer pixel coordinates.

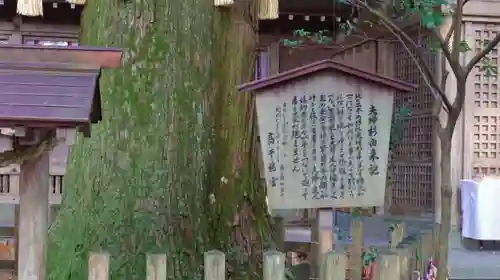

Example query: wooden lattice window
[0,175,9,194]
[390,32,436,211]
[49,175,63,195]
[470,24,500,177]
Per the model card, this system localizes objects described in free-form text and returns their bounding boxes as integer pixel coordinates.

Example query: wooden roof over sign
[238,59,416,93]
[0,44,121,137]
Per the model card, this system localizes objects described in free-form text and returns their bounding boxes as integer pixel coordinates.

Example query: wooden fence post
[322,251,347,280]
[88,252,109,280]
[273,216,285,251]
[393,248,410,280]
[419,231,433,274]
[349,219,363,280]
[204,250,225,280]
[147,254,167,280]
[375,253,399,280]
[263,250,285,280]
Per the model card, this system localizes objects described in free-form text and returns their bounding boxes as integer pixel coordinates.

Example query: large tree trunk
[46,1,269,279]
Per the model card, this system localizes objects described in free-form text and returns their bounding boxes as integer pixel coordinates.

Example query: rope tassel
[258,0,278,20]
[214,0,234,7]
[17,0,43,16]
[65,0,87,4]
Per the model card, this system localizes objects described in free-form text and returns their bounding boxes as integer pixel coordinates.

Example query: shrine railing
[0,174,63,204]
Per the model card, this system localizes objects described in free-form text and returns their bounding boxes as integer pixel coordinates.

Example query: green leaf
[432,12,443,26]
[458,40,471,52]
[398,106,410,117]
[421,12,437,28]
[283,39,303,47]
[293,29,310,37]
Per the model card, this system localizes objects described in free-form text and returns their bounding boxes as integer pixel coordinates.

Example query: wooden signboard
[238,60,415,210]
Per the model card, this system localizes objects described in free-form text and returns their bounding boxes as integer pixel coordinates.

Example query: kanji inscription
[257,86,393,210]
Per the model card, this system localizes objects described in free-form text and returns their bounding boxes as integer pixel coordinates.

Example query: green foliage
[479,56,499,77]
[47,1,269,279]
[392,0,448,28]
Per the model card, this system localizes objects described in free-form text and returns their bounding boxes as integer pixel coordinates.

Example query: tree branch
[465,32,500,75]
[443,0,470,49]
[451,0,463,63]
[432,29,464,78]
[353,0,453,113]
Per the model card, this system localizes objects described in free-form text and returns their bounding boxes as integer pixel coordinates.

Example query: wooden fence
[88,250,347,280]
[87,222,436,280]
[0,220,436,280]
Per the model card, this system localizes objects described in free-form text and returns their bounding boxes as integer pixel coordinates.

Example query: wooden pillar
[14,205,19,269]
[272,216,285,251]
[311,209,334,277]
[310,210,319,278]
[349,219,364,280]
[18,151,50,280]
[375,253,400,280]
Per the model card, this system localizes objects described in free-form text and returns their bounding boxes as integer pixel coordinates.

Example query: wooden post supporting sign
[18,149,50,280]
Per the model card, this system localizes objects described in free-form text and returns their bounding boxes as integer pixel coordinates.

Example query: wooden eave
[0,44,122,137]
[0,62,101,135]
[238,59,416,93]
[0,44,121,68]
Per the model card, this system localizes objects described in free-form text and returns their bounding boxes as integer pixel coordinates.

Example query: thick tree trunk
[46,1,269,279]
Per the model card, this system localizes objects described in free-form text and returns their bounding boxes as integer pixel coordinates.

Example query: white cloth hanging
[460,178,500,240]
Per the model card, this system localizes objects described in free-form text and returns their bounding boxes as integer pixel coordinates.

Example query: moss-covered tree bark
[47,0,270,279]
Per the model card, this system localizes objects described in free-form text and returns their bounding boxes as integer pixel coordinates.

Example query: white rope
[65,0,87,4]
[17,0,43,16]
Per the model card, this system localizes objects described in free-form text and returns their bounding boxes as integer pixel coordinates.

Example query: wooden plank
[0,228,14,237]
[349,219,363,280]
[14,205,19,271]
[18,151,50,280]
[268,41,280,75]
[272,217,285,251]
[419,231,434,274]
[375,253,400,280]
[204,250,225,280]
[263,251,285,280]
[321,251,346,280]
[0,193,62,205]
[0,261,15,270]
[0,45,121,69]
[310,210,319,278]
[88,252,109,280]
[146,254,166,280]
[393,248,410,280]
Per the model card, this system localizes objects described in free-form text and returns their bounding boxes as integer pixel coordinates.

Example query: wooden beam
[0,45,122,68]
[18,150,50,280]
[0,260,15,270]
[0,193,62,205]
[0,227,14,237]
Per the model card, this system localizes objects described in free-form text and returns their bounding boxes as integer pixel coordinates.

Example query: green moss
[47,1,270,279]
